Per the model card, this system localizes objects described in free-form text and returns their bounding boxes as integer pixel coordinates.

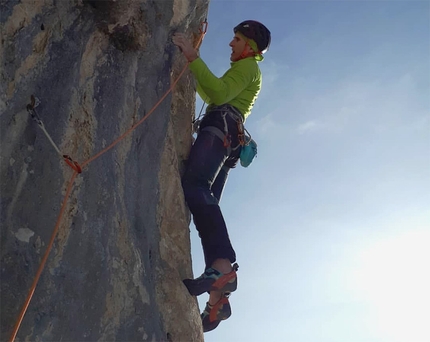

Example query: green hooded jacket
[188,56,262,121]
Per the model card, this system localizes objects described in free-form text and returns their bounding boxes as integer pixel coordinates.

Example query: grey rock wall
[0,0,208,341]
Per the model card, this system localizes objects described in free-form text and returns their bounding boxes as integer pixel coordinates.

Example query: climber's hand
[172,33,198,62]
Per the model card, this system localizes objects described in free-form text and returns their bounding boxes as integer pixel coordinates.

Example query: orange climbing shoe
[183,263,239,296]
[201,294,232,332]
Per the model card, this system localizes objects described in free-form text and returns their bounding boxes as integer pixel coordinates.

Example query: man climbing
[172,20,271,332]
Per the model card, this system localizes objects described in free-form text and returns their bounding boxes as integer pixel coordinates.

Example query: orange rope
[9,171,78,342]
[82,64,188,168]
[9,20,207,341]
[82,22,208,168]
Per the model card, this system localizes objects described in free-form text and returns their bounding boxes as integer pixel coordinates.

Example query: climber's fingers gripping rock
[172,33,199,62]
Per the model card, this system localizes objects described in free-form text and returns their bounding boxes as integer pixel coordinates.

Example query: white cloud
[254,112,277,135]
[250,66,429,153]
[296,120,319,134]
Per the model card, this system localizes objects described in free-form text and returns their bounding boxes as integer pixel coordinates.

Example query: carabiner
[199,20,208,34]
[63,155,82,173]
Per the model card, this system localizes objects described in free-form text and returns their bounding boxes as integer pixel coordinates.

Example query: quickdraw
[26,95,82,173]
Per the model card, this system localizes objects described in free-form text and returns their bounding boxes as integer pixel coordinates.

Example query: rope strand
[9,171,78,342]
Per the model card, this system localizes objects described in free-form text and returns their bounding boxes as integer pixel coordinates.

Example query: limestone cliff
[0,0,208,340]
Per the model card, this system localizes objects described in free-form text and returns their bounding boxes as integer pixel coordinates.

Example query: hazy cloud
[296,120,319,134]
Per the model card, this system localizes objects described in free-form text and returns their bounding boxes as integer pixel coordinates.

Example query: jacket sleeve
[189,57,257,105]
[195,82,210,103]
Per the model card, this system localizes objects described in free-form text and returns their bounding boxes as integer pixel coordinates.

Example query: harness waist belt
[208,105,244,123]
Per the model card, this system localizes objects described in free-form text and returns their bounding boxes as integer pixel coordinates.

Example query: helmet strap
[239,42,252,60]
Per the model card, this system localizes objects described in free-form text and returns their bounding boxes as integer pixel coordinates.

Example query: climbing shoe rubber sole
[201,295,231,333]
[183,263,239,296]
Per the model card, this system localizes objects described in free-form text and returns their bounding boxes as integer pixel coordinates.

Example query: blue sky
[188,1,429,341]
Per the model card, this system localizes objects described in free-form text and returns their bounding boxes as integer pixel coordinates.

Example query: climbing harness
[26,95,82,173]
[9,19,209,342]
[200,105,243,153]
[199,105,257,167]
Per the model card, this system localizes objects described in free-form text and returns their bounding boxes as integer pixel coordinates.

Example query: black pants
[182,106,241,270]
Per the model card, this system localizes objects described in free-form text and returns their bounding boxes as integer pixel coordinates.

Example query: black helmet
[234,20,271,53]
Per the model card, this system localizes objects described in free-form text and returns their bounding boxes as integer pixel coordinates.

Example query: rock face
[0,1,208,341]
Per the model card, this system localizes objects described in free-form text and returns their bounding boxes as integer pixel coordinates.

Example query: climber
[172,20,271,332]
